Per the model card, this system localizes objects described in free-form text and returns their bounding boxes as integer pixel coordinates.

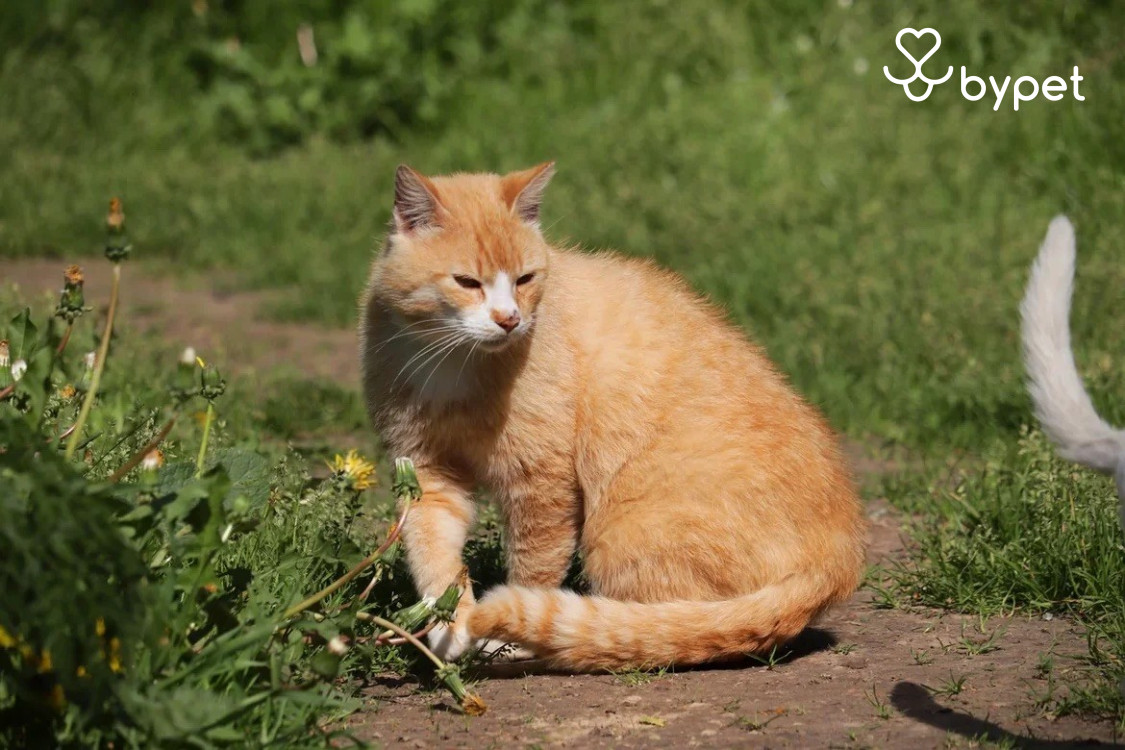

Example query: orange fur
[359,164,866,670]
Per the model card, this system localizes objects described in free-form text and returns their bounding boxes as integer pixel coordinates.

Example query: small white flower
[180,346,197,366]
[853,57,869,75]
[84,351,97,370]
[11,359,27,381]
[327,636,350,656]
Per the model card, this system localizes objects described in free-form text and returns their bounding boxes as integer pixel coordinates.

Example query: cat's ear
[502,161,555,226]
[394,165,442,233]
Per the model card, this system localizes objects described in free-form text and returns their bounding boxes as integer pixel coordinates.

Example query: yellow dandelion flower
[77,665,88,678]
[63,265,84,286]
[0,625,16,649]
[107,637,122,673]
[59,384,77,400]
[95,617,106,637]
[48,684,66,711]
[327,449,376,491]
[38,648,53,673]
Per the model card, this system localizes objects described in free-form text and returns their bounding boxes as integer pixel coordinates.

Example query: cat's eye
[453,274,482,289]
[516,272,535,286]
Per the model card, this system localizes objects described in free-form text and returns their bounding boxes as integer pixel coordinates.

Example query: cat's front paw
[426,625,534,663]
[426,620,474,662]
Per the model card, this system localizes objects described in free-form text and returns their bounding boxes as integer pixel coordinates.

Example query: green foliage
[0,228,477,744]
[187,0,579,154]
[0,417,147,745]
[3,0,1123,453]
[0,0,589,155]
[890,428,1125,723]
[259,381,368,441]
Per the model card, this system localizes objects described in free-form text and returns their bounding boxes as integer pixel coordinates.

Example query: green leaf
[213,447,271,510]
[7,308,39,361]
[155,449,270,514]
[310,650,342,679]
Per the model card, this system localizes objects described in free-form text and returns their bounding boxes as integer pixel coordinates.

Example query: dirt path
[350,503,1120,749]
[3,259,1121,748]
[2,258,359,385]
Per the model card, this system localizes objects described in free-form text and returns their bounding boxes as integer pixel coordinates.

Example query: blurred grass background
[2,0,1123,724]
[2,0,1123,453]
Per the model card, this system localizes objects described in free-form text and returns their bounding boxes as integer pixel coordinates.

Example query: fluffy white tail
[1020,216,1125,499]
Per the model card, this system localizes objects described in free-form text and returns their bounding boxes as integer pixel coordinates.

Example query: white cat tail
[1020,216,1125,488]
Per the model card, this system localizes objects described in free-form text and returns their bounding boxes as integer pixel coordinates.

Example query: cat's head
[371,163,555,352]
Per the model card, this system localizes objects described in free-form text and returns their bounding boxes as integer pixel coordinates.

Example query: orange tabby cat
[359,163,866,670]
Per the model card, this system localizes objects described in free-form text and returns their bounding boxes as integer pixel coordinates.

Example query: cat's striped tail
[466,570,850,670]
[1020,216,1125,502]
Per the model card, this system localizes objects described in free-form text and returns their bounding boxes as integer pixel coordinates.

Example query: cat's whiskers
[390,332,466,390]
[453,340,482,393]
[369,320,463,357]
[417,333,474,398]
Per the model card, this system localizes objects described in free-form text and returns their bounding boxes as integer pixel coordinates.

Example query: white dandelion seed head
[11,359,27,381]
[84,351,97,370]
[141,449,164,471]
[180,346,197,366]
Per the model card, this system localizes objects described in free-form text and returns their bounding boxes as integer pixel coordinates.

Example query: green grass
[4,1,1124,451]
[1,0,1124,734]
[889,429,1125,722]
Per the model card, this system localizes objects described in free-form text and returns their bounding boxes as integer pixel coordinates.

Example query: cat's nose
[491,309,521,333]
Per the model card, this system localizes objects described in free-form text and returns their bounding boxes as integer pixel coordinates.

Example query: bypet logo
[883,27,1085,110]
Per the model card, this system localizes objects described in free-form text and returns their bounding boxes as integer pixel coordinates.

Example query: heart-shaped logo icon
[883,27,954,101]
[894,28,942,69]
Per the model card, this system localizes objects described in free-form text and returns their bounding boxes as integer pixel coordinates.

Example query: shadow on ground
[892,682,1121,749]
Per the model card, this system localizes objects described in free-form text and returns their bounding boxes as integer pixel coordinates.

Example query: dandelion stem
[54,422,78,443]
[195,402,214,477]
[56,323,73,355]
[283,496,411,620]
[362,614,446,671]
[370,618,436,645]
[108,414,178,482]
[360,612,486,714]
[65,262,121,460]
[0,384,13,401]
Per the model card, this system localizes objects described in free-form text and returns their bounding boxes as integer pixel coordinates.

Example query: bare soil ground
[350,505,1120,749]
[2,258,360,384]
[3,259,1121,749]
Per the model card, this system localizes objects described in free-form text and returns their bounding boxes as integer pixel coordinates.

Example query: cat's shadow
[471,626,837,679]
